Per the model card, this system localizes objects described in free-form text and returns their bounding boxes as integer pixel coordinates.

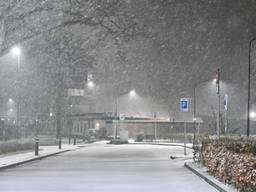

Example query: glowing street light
[8,98,14,103]
[114,89,137,139]
[11,46,21,137]
[87,81,94,88]
[129,90,136,97]
[250,111,256,118]
[193,76,220,143]
[11,46,21,69]
[95,122,100,129]
[11,46,21,56]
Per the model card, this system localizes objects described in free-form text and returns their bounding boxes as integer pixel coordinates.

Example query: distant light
[129,90,136,97]
[87,81,94,88]
[1,118,4,121]
[95,122,100,128]
[11,46,21,56]
[50,113,53,117]
[193,117,197,121]
[87,74,93,81]
[10,108,13,112]
[8,98,13,103]
[250,111,256,118]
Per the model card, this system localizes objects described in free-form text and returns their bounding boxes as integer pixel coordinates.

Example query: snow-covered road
[0,142,217,192]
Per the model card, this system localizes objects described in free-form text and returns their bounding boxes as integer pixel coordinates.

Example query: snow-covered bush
[202,139,256,192]
[0,139,34,154]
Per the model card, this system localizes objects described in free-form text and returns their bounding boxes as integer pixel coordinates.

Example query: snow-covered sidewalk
[0,144,79,170]
[184,162,239,192]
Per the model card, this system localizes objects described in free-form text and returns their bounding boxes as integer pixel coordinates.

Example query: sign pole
[184,122,187,156]
[154,112,157,142]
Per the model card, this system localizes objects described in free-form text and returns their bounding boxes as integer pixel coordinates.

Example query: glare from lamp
[87,81,94,88]
[8,98,13,103]
[11,46,21,56]
[129,90,136,97]
[250,111,256,118]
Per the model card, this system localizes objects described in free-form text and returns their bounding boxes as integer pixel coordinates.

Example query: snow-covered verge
[202,140,256,192]
[0,139,34,154]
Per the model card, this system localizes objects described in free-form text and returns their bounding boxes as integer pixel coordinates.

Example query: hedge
[0,139,34,154]
[202,139,256,192]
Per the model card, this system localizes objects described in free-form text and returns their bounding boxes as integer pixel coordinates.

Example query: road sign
[180,98,190,112]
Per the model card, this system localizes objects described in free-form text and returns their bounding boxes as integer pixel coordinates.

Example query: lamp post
[216,68,220,139]
[11,46,21,138]
[114,89,136,139]
[247,37,256,138]
[193,77,216,143]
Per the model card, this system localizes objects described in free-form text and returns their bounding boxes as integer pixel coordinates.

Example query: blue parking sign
[180,98,190,112]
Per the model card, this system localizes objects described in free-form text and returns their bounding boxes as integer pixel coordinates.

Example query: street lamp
[87,81,94,89]
[247,37,256,138]
[11,46,21,56]
[216,68,220,139]
[8,98,13,103]
[11,46,21,138]
[11,46,21,71]
[250,111,256,118]
[193,77,217,142]
[129,90,136,97]
[114,89,137,139]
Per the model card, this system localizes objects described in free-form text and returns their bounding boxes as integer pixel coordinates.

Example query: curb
[130,142,193,149]
[0,149,71,171]
[152,143,193,149]
[184,162,238,192]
